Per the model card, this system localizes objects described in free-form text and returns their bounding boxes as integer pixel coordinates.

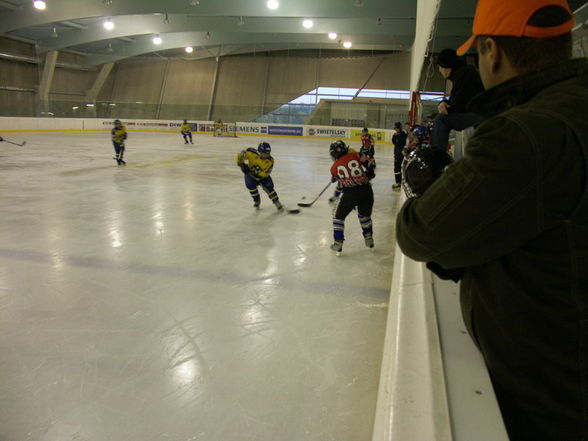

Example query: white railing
[372,196,509,441]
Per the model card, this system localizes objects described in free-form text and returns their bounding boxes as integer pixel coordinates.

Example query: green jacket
[396,58,588,441]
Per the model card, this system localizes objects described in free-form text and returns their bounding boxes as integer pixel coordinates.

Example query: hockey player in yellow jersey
[180,120,193,144]
[111,119,127,166]
[214,119,224,137]
[236,142,283,210]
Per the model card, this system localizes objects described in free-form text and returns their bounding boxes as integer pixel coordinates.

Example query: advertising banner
[305,127,349,138]
[268,125,303,136]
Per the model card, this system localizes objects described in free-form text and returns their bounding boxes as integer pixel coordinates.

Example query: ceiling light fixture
[302,19,313,29]
[343,41,352,48]
[153,34,162,45]
[104,18,114,30]
[328,32,337,40]
[33,0,46,10]
[266,0,279,10]
[185,46,193,53]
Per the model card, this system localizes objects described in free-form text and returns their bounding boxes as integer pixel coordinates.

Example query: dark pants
[182,132,192,143]
[244,174,279,204]
[333,185,374,242]
[394,145,404,184]
[431,112,483,150]
[112,141,125,158]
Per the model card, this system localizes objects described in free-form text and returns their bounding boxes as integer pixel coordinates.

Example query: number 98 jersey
[330,152,373,189]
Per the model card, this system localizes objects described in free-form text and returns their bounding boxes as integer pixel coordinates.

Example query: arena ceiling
[0,0,586,66]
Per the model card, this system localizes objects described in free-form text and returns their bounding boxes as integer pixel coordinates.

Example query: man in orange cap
[396,1,588,440]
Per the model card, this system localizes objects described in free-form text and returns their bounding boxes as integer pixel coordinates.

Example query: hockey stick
[297,181,332,207]
[2,139,26,146]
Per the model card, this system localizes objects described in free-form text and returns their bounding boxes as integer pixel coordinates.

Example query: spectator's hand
[402,146,453,198]
[426,261,463,283]
[438,102,450,115]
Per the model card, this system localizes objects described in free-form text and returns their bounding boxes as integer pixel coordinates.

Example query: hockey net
[212,122,237,137]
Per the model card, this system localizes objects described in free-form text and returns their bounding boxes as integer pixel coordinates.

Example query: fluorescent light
[33,0,46,10]
[153,34,162,45]
[302,19,314,29]
[72,106,79,110]
[86,103,94,107]
[104,18,114,30]
[328,32,337,40]
[185,46,193,53]
[266,0,279,10]
[343,41,352,48]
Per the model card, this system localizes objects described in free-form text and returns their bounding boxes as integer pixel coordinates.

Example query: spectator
[431,48,484,150]
[396,1,587,440]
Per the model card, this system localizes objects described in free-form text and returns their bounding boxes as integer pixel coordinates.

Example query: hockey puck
[301,196,306,200]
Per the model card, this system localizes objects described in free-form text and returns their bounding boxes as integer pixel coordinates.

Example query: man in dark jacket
[431,48,484,150]
[396,0,587,440]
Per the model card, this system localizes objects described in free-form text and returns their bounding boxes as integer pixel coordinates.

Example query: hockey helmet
[412,125,428,140]
[329,140,349,160]
[362,127,369,133]
[257,142,271,155]
[113,119,122,127]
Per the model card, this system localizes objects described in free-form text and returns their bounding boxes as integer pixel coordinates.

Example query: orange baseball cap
[457,0,574,55]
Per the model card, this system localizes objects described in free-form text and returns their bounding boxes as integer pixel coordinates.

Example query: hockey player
[359,127,375,158]
[214,119,224,137]
[329,144,358,203]
[180,120,193,144]
[392,122,408,189]
[111,119,127,166]
[236,142,283,211]
[329,140,376,254]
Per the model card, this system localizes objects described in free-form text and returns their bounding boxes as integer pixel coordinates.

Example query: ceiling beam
[0,0,415,34]
[85,31,412,65]
[37,15,416,53]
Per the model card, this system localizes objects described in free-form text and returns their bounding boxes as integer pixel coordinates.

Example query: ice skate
[330,240,343,256]
[392,183,401,190]
[253,200,261,209]
[274,200,283,211]
[364,233,374,249]
[119,159,126,165]
[113,157,121,165]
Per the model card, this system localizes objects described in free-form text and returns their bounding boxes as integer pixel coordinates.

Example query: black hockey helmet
[330,140,349,160]
[257,142,271,155]
[114,119,122,127]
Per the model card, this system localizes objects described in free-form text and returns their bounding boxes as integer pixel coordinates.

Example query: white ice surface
[0,131,400,441]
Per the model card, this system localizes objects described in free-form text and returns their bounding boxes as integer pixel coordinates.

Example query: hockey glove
[402,146,453,198]
[239,163,250,175]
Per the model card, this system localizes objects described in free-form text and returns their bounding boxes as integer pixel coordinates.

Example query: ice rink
[0,130,400,441]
